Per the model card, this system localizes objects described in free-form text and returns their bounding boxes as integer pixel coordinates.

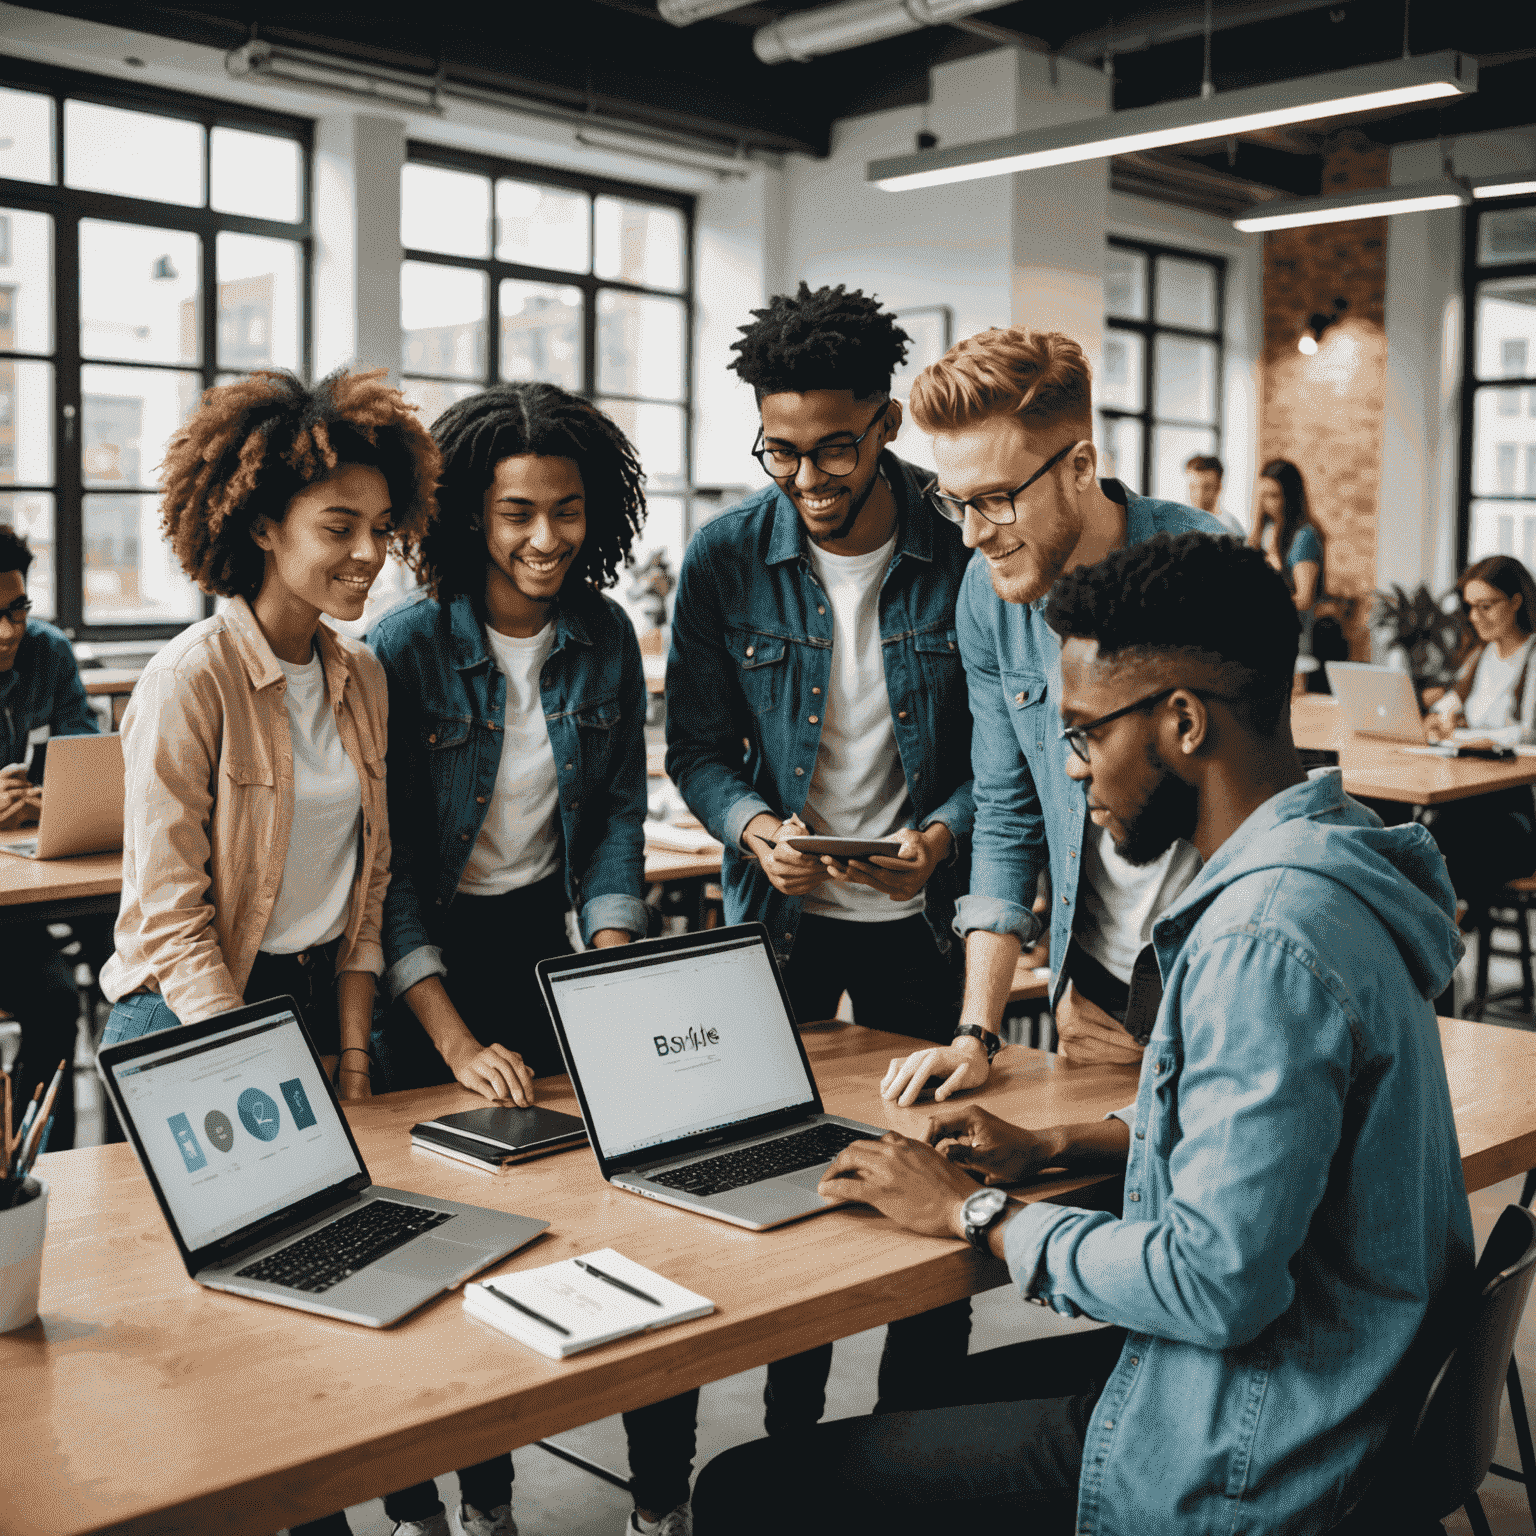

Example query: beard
[1115,765,1200,867]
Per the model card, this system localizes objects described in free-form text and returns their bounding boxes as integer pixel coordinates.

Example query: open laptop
[96,996,547,1327]
[537,923,887,1231]
[1326,661,1427,742]
[0,732,125,858]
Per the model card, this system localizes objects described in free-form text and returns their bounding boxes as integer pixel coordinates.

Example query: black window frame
[0,55,313,643]
[1100,235,1227,499]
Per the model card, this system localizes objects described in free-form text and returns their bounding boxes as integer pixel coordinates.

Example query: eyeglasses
[1061,685,1245,764]
[925,441,1078,526]
[1465,596,1511,616]
[752,400,890,480]
[0,596,33,630]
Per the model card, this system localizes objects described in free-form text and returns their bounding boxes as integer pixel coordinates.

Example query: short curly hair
[159,368,439,599]
[728,282,910,401]
[1045,531,1299,735]
[419,383,646,603]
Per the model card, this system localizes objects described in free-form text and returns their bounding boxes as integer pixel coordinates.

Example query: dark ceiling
[15,1,1536,213]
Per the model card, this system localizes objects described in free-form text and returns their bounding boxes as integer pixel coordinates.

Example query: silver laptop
[0,732,125,858]
[1326,661,1426,742]
[538,923,886,1231]
[97,996,546,1327]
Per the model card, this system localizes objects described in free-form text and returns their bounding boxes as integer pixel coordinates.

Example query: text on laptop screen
[547,936,814,1162]
[111,1010,363,1252]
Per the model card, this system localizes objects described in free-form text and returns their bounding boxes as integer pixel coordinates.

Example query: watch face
[964,1188,1008,1225]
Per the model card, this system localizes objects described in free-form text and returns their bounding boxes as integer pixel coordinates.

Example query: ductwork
[656,0,754,23]
[754,0,1003,65]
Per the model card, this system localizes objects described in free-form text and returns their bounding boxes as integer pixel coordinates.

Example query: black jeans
[0,921,79,1151]
[246,939,345,1055]
[694,1327,1128,1536]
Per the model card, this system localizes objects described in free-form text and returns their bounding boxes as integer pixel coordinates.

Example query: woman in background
[1249,458,1325,615]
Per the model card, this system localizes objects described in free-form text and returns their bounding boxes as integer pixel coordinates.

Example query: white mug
[0,1176,48,1333]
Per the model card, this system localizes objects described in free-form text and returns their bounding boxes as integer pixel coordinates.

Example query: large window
[0,61,310,640]
[399,145,694,604]
[1462,199,1536,568]
[1100,238,1225,502]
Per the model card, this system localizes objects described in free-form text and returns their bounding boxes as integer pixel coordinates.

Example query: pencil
[9,1083,41,1173]
[2,1067,10,1167]
[19,1059,66,1176]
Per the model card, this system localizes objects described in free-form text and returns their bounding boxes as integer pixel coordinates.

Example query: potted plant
[1369,583,1464,692]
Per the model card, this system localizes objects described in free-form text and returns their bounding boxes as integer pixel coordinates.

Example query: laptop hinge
[619,1105,824,1178]
[204,1183,367,1268]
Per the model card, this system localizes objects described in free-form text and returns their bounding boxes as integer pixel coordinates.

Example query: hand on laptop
[923,1105,1058,1186]
[744,813,829,896]
[816,1130,980,1240]
[1055,982,1145,1065]
[0,764,39,829]
[824,823,950,902]
[1424,709,1462,743]
[446,1039,537,1106]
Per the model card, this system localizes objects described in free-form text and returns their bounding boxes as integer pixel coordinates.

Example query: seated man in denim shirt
[665,284,975,1436]
[693,532,1474,1536]
[0,524,100,1150]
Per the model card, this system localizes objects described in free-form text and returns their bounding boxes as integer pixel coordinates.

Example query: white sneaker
[628,1506,691,1536]
[457,1504,517,1536]
[392,1518,449,1536]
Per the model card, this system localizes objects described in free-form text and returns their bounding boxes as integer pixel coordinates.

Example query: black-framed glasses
[1061,686,1243,764]
[925,440,1078,526]
[0,596,33,630]
[752,400,890,480]
[1464,595,1511,616]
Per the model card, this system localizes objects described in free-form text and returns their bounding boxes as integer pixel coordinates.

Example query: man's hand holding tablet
[820,822,952,903]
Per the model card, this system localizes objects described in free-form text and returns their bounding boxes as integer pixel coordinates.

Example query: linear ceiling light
[867,51,1476,193]
[1471,174,1536,200]
[1233,179,1470,232]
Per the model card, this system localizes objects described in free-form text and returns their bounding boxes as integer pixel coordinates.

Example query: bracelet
[338,1066,370,1075]
[340,1047,373,1060]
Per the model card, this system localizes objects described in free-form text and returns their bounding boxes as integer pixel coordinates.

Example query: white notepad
[463,1248,715,1359]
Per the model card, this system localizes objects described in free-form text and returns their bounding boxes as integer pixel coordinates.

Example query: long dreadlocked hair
[419,383,646,604]
[159,368,438,599]
[728,282,910,401]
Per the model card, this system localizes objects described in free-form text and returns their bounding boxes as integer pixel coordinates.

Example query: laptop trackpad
[782,1163,835,1193]
[376,1237,485,1282]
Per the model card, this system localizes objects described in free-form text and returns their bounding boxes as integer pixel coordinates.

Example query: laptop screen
[545,932,815,1163]
[108,1005,364,1253]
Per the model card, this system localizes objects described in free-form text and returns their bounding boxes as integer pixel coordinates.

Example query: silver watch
[961,1186,1010,1252]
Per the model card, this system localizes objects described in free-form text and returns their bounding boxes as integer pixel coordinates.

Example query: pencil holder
[0,1176,47,1333]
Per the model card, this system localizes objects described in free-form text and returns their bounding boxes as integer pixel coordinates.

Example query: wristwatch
[961,1186,1010,1253]
[952,1024,1002,1062]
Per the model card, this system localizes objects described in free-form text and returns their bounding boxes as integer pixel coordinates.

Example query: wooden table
[80,667,142,698]
[13,1017,1536,1536]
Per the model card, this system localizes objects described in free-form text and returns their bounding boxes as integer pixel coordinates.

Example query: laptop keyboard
[235,1200,454,1293]
[648,1122,874,1198]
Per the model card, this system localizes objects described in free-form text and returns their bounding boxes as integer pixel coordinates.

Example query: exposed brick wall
[1259,131,1389,656]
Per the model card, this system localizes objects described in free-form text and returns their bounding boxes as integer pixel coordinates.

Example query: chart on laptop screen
[112,1013,361,1252]
[549,937,813,1161]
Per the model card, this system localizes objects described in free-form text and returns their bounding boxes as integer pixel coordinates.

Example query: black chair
[1468,876,1536,1022]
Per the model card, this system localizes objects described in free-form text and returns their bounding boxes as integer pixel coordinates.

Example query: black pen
[484,1283,571,1337]
[574,1258,662,1306]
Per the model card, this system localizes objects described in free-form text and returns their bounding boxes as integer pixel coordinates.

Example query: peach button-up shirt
[101,596,391,1024]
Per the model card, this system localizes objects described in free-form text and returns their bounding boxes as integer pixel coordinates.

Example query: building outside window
[0,62,310,639]
[1100,238,1225,504]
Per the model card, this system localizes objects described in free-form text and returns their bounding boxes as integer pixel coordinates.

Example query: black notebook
[410,1105,588,1173]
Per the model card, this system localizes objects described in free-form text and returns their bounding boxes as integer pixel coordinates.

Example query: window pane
[0,88,53,185]
[82,493,201,624]
[0,492,54,619]
[1469,499,1536,565]
[1475,277,1536,386]
[402,163,490,258]
[1098,414,1143,493]
[500,280,581,389]
[210,127,300,223]
[496,179,590,273]
[1472,391,1536,495]
[1478,208,1536,269]
[400,376,481,430]
[595,197,684,291]
[1106,248,1147,321]
[0,209,55,354]
[218,233,301,371]
[1153,336,1217,423]
[1155,257,1217,331]
[401,262,487,379]
[65,100,203,206]
[81,221,201,365]
[597,291,685,400]
[1152,424,1218,505]
[81,365,201,489]
[0,360,54,486]
[1099,330,1144,411]
[599,398,685,488]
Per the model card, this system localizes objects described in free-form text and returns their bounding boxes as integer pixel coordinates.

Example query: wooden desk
[0,835,121,928]
[80,667,142,698]
[1008,955,1050,1004]
[643,846,723,885]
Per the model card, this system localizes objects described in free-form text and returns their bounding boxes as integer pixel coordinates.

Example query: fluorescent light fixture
[868,51,1475,193]
[1233,180,1469,232]
[1471,175,1536,200]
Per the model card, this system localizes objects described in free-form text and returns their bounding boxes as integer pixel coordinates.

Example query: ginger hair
[159,368,440,599]
[908,327,1093,435]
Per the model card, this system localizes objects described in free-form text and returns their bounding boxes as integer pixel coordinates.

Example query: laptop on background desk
[97,997,546,1327]
[1326,661,1427,743]
[0,732,125,858]
[537,923,887,1231]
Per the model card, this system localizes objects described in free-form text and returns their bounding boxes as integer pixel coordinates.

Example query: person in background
[1182,453,1246,537]
[369,381,692,1536]
[0,523,101,1150]
[1248,457,1324,616]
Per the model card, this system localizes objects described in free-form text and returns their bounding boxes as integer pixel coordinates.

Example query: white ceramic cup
[0,1176,48,1333]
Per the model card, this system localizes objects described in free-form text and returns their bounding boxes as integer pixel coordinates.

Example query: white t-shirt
[458,622,561,896]
[800,532,921,923]
[1434,636,1535,742]
[260,651,361,954]
[1073,827,1202,985]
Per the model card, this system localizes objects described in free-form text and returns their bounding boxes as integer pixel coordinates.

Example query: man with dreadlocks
[665,284,976,1441]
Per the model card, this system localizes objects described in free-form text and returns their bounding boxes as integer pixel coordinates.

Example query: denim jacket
[1004,772,1474,1535]
[954,485,1219,996]
[0,619,99,765]
[368,587,649,1003]
[664,452,974,961]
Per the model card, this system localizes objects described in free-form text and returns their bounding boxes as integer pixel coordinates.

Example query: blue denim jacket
[1004,771,1474,1536]
[368,588,649,1003]
[954,485,1219,994]
[0,619,99,765]
[664,452,974,961]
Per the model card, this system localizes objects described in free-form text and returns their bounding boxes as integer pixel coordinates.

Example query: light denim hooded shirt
[1003,770,1474,1536]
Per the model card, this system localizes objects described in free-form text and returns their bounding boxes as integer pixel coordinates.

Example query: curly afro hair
[728,282,910,402]
[1045,531,1299,735]
[159,368,439,600]
[419,383,646,604]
